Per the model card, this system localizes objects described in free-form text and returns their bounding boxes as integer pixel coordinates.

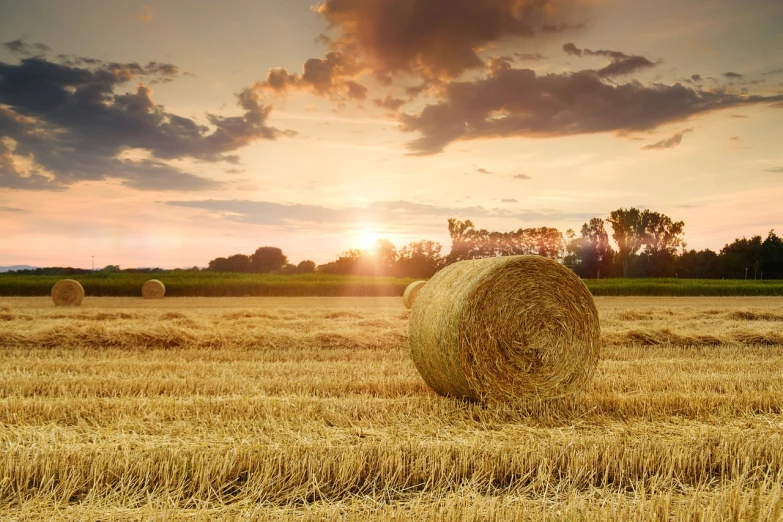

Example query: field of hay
[1,296,782,521]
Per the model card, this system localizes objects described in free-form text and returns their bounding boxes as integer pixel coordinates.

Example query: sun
[356,229,380,251]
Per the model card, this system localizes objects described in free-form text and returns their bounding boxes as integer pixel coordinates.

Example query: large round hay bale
[409,255,600,402]
[403,280,427,309]
[51,279,85,306]
[142,279,166,299]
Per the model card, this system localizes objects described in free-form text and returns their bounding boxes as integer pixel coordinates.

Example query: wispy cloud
[642,128,693,150]
[165,199,595,228]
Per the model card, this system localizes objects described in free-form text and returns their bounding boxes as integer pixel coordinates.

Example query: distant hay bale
[142,279,166,299]
[51,279,85,306]
[409,255,600,403]
[403,280,427,309]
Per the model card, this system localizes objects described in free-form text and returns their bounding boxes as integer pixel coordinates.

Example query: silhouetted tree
[607,208,645,277]
[207,254,251,272]
[397,240,444,278]
[565,218,615,278]
[760,230,783,279]
[296,260,316,274]
[677,249,719,278]
[718,235,763,279]
[250,247,288,274]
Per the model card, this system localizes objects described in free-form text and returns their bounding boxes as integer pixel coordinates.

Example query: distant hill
[0,265,38,273]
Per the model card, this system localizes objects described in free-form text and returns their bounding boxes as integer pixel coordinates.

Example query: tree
[369,239,398,276]
[760,230,783,279]
[397,240,443,278]
[607,208,645,277]
[607,208,685,277]
[207,254,251,272]
[676,249,718,278]
[565,218,615,278]
[296,260,316,274]
[446,219,566,263]
[250,247,288,274]
[446,218,477,262]
[718,235,763,278]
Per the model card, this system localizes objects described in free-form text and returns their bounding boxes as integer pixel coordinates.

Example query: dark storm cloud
[165,198,595,226]
[562,43,656,78]
[399,67,783,154]
[259,0,589,98]
[2,39,51,56]
[641,129,692,150]
[0,53,291,191]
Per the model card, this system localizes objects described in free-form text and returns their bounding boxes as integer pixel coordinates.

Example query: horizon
[1,0,781,269]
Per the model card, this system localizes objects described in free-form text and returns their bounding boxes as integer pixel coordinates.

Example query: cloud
[313,0,589,81]
[139,5,153,22]
[514,52,546,61]
[0,52,292,190]
[723,72,743,79]
[541,22,584,33]
[372,95,406,111]
[562,42,656,77]
[641,128,693,150]
[0,205,24,211]
[257,51,367,101]
[165,198,595,227]
[399,67,783,154]
[767,167,783,173]
[500,198,518,203]
[476,167,492,174]
[3,39,51,57]
[729,136,740,141]
[513,174,532,180]
[691,74,702,82]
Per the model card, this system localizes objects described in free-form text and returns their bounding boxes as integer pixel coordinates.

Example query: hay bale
[142,279,166,299]
[403,280,427,309]
[409,255,600,402]
[51,279,85,306]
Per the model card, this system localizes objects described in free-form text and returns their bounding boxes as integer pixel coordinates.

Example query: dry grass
[1,296,782,520]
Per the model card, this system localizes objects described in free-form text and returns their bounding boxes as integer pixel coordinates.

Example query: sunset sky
[1,0,781,269]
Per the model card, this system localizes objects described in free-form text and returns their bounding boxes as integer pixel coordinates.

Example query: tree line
[6,207,781,279]
[202,207,783,280]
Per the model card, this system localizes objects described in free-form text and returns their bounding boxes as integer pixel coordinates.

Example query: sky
[0,0,781,269]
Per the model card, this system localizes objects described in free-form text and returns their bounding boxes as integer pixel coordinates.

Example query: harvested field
[1,296,782,520]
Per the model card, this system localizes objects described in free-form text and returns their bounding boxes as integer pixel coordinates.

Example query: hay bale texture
[142,279,166,299]
[409,255,600,402]
[403,280,427,309]
[51,279,85,306]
